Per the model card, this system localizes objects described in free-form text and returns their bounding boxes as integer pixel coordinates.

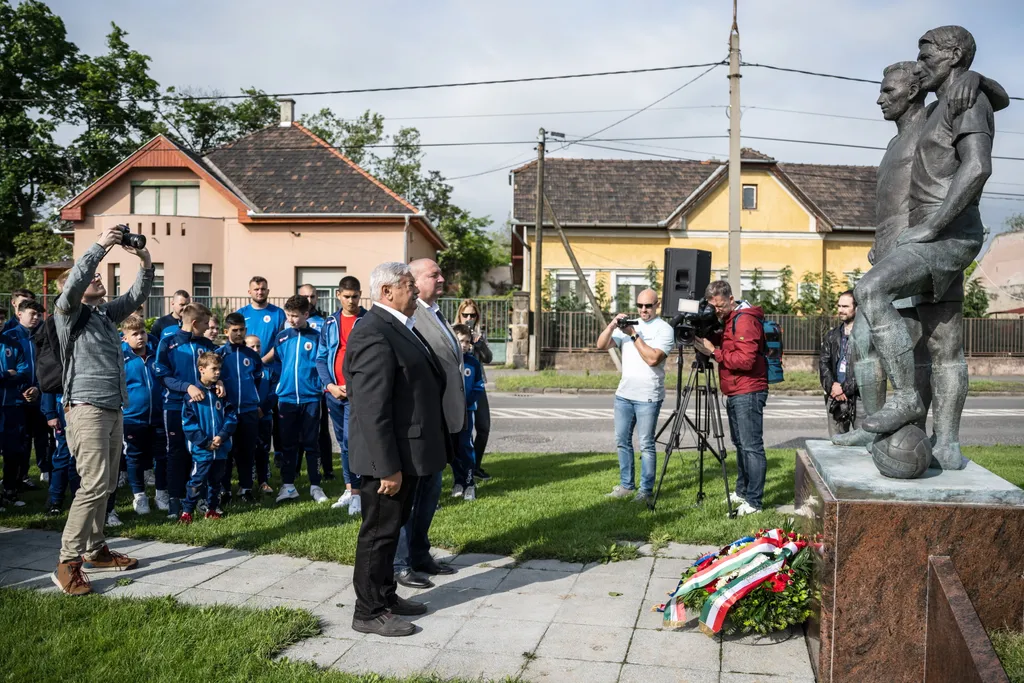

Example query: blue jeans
[394,469,442,572]
[184,458,228,514]
[726,390,768,509]
[452,412,476,488]
[327,397,361,489]
[614,395,663,495]
[124,423,166,495]
[279,401,321,486]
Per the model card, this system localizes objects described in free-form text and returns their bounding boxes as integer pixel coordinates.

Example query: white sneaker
[106,510,122,527]
[332,489,353,509]
[40,472,50,484]
[348,494,362,516]
[132,492,151,515]
[451,484,464,498]
[727,492,745,506]
[144,469,155,487]
[734,502,762,517]
[117,472,128,488]
[463,485,476,501]
[155,490,170,511]
[310,485,328,504]
[276,485,299,503]
[605,485,634,499]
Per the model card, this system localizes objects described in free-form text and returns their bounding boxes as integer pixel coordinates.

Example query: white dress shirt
[373,301,416,332]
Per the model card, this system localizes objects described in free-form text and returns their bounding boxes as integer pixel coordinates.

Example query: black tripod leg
[707,371,736,518]
[651,364,698,512]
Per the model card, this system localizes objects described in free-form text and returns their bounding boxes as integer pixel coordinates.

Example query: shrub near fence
[539,311,1024,357]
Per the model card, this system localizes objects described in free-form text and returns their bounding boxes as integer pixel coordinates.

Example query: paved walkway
[0,527,815,682]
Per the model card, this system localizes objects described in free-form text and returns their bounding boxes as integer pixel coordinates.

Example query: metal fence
[539,311,1024,357]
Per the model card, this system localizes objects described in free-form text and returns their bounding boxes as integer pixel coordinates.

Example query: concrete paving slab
[0,547,56,570]
[478,590,564,622]
[413,587,492,617]
[235,553,311,574]
[449,552,517,568]
[0,568,52,590]
[332,640,438,677]
[427,565,510,591]
[174,587,250,606]
[126,541,203,563]
[652,557,694,579]
[428,651,527,681]
[295,559,355,581]
[180,546,252,567]
[535,622,632,663]
[554,594,643,629]
[244,595,321,611]
[132,561,229,588]
[258,571,343,604]
[722,632,816,679]
[365,613,465,650]
[310,601,360,640]
[279,636,356,668]
[13,530,62,548]
[619,664,720,683]
[659,543,720,559]
[103,581,183,599]
[645,576,682,604]
[635,603,676,631]
[581,556,655,579]
[521,656,622,683]
[447,615,549,656]
[571,569,649,602]
[498,568,578,595]
[518,558,585,572]
[195,566,295,594]
[627,630,720,670]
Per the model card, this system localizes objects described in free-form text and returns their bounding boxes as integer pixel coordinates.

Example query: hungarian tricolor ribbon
[675,535,782,595]
[698,540,806,635]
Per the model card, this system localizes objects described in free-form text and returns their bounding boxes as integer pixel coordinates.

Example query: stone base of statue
[795,441,1023,683]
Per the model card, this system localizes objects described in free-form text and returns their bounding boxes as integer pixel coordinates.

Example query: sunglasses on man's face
[636,303,655,309]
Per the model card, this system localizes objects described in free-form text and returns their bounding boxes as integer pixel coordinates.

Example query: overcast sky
[51,0,1024,249]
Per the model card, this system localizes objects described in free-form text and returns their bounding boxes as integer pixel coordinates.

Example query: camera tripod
[649,348,735,517]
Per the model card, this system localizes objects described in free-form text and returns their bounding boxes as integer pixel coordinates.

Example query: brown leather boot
[82,544,139,572]
[51,560,93,596]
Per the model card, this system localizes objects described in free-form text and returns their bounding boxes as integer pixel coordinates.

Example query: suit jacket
[344,305,450,478]
[413,300,466,433]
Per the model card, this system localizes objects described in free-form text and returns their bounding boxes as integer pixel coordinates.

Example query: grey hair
[920,25,976,69]
[705,280,733,300]
[370,262,412,301]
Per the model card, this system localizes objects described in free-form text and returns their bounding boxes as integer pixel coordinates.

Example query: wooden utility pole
[727,0,743,294]
[544,195,621,371]
[529,128,546,371]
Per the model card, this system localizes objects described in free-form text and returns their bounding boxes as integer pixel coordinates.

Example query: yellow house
[510,149,875,310]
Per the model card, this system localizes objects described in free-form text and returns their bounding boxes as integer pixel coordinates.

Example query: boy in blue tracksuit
[264,295,326,504]
[247,335,277,493]
[179,352,237,523]
[0,332,29,508]
[43,392,79,515]
[153,303,222,519]
[9,300,49,488]
[217,313,263,503]
[121,315,166,516]
[452,325,486,501]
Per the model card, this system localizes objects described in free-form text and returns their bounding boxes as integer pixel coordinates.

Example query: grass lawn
[4,446,1022,566]
[0,588,470,683]
[495,369,1024,394]
[991,629,1024,683]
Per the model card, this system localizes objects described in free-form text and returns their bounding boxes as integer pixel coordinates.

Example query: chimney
[279,98,296,126]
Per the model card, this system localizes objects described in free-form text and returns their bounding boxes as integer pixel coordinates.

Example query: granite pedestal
[795,441,1024,683]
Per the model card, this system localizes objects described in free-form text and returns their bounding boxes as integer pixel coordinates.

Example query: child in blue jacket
[43,392,79,515]
[179,352,237,524]
[0,331,29,508]
[263,295,325,505]
[247,335,277,494]
[121,315,166,517]
[452,325,486,501]
[217,313,263,503]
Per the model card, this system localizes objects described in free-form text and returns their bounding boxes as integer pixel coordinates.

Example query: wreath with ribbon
[656,528,821,636]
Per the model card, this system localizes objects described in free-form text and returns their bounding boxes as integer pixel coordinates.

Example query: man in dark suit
[344,262,450,637]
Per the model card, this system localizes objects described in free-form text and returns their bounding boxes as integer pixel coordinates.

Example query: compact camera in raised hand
[115,223,147,250]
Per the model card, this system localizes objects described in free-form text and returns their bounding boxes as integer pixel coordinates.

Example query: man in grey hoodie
[52,226,154,596]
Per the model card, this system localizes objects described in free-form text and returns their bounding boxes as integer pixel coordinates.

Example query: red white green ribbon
[676,536,782,595]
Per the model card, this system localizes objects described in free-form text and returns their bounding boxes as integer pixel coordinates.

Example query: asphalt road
[485,393,1024,453]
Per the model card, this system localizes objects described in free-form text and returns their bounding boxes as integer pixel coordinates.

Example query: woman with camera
[456,299,492,480]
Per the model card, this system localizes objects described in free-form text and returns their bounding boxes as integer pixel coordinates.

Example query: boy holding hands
[217,313,263,503]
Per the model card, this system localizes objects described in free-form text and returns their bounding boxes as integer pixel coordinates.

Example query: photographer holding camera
[819,290,858,437]
[693,280,767,517]
[596,289,675,503]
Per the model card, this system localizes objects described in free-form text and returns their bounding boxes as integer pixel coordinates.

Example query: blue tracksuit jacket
[256,365,278,423]
[7,324,39,404]
[236,304,286,358]
[216,342,263,414]
[273,325,321,405]
[181,390,237,461]
[122,341,162,427]
[0,332,29,408]
[315,307,366,391]
[462,353,485,411]
[153,330,219,410]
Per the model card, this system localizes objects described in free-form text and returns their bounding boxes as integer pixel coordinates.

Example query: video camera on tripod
[669,298,722,347]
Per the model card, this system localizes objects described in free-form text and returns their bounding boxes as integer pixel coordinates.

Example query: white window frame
[550,269,596,308]
[742,184,758,210]
[611,270,654,313]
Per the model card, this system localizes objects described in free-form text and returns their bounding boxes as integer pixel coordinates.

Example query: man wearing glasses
[596,289,675,503]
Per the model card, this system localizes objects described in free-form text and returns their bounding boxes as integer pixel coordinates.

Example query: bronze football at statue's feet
[862,391,926,435]
[831,428,876,447]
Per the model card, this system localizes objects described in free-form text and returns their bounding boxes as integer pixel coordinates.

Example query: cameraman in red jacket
[694,280,768,517]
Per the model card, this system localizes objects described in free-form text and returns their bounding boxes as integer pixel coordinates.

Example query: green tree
[0,221,72,294]
[796,270,841,316]
[155,87,278,154]
[1006,213,1024,233]
[645,260,661,294]
[299,108,384,167]
[963,261,992,318]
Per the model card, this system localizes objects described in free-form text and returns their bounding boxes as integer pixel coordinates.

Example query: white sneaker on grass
[310,485,328,504]
[276,485,299,503]
[132,492,150,515]
[348,495,362,516]
[451,484,465,498]
[154,490,170,511]
[727,492,745,506]
[605,485,634,499]
[463,486,476,501]
[106,510,122,527]
[734,502,762,517]
[332,489,353,509]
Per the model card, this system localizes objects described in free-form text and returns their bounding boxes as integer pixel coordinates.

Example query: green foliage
[0,221,72,294]
[796,270,841,317]
[592,278,612,314]
[155,86,278,155]
[963,277,992,318]
[1006,213,1024,233]
[989,628,1024,682]
[745,266,796,314]
[144,316,157,332]
[645,260,661,294]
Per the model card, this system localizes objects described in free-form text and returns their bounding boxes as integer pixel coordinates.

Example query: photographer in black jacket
[819,290,858,437]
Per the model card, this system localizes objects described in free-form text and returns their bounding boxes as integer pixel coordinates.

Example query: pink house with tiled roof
[60,100,444,315]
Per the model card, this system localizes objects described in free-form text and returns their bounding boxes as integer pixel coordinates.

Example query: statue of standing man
[851,26,1004,471]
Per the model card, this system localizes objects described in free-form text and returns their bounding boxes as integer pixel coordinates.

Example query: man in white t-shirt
[596,288,676,503]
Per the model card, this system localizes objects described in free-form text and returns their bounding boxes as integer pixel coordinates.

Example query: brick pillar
[509,290,530,368]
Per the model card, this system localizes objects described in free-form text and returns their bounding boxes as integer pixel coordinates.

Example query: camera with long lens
[616,317,640,330]
[671,298,722,346]
[115,223,147,250]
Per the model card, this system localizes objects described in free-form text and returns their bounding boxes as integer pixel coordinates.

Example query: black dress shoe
[395,568,434,589]
[415,557,456,576]
[389,595,428,616]
[474,468,491,481]
[351,612,416,637]
[323,472,337,482]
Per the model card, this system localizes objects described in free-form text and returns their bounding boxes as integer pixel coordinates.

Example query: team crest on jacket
[243,358,251,366]
[263,314,271,323]
[215,401,222,410]
[4,348,10,357]
[304,341,313,351]
[463,367,472,377]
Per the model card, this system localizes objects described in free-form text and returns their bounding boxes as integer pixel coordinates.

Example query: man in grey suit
[393,259,464,589]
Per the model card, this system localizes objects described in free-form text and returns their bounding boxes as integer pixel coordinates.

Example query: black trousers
[353,474,418,620]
